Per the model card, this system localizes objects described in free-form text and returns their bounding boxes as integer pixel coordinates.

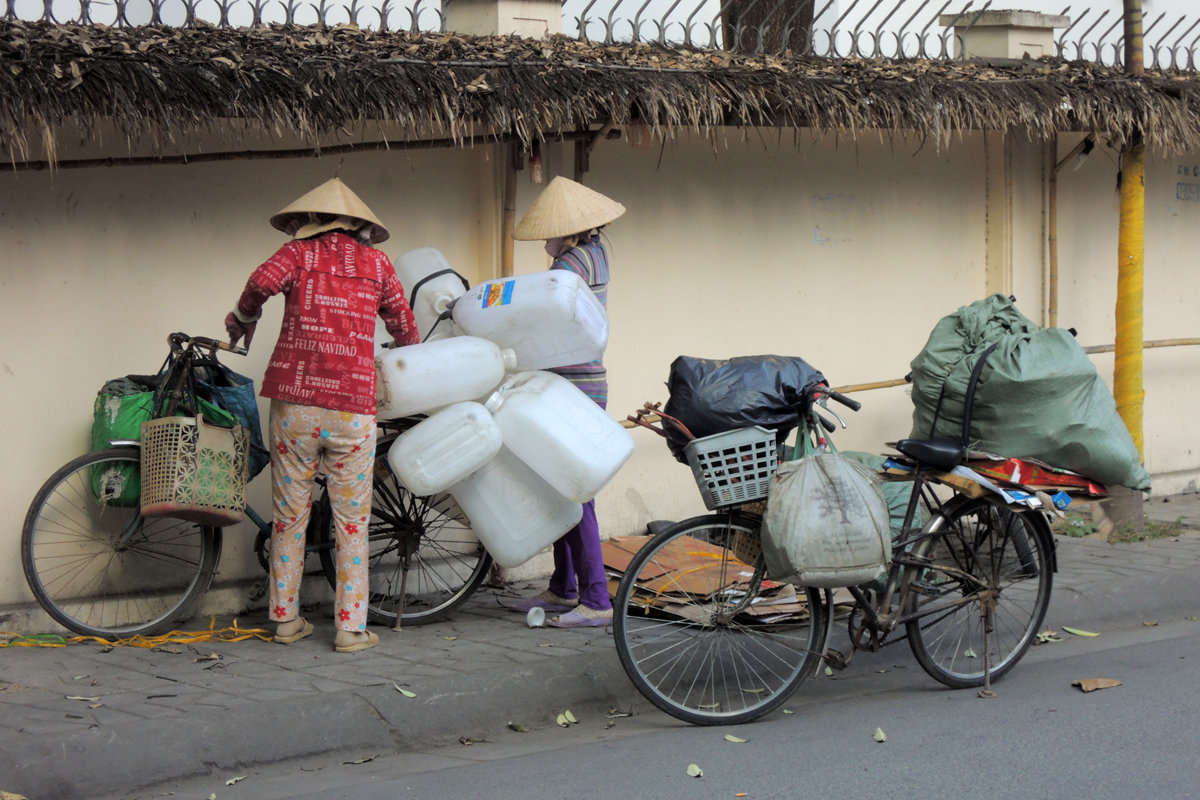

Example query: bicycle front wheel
[613,513,827,726]
[313,436,492,626]
[21,447,221,639]
[904,496,1053,689]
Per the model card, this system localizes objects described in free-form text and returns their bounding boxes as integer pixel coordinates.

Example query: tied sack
[762,452,891,588]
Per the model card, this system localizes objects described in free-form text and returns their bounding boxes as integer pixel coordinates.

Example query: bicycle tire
[904,496,1053,689]
[311,433,492,626]
[613,512,827,726]
[21,447,221,639]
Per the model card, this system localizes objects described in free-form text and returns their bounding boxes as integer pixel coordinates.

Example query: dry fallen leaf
[724,734,748,743]
[341,755,377,765]
[564,710,577,724]
[1062,627,1100,637]
[556,713,569,728]
[225,776,246,785]
[507,722,530,732]
[392,682,416,698]
[686,763,704,778]
[1037,630,1063,643]
[873,727,887,742]
[1073,678,1122,693]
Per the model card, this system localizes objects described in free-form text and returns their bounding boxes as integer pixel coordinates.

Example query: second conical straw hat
[270,177,390,244]
[512,176,626,241]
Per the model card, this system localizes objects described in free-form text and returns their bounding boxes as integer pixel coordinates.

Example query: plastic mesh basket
[140,415,249,527]
[683,426,778,511]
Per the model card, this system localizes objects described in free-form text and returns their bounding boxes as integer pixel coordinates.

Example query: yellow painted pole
[1115,0,1145,459]
[1115,139,1145,458]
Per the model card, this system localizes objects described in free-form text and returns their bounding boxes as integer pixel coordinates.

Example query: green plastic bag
[909,294,1151,491]
[90,379,238,506]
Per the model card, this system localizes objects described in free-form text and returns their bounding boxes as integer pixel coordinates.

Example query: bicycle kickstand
[393,560,410,632]
[978,592,998,699]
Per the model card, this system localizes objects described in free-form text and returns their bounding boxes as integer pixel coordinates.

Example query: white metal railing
[3,0,1197,70]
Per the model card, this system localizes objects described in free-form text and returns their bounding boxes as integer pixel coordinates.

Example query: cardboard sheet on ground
[602,534,810,623]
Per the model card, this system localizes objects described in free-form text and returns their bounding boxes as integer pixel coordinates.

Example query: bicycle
[21,333,490,639]
[613,383,1098,725]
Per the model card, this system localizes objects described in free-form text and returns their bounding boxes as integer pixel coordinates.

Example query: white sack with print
[763,452,891,588]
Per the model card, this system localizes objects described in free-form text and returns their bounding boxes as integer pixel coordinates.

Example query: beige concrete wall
[3,126,1198,631]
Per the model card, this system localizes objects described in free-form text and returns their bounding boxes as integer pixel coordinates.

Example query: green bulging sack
[909,294,1150,491]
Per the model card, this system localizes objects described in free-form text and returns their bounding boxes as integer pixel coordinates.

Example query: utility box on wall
[445,0,562,38]
[939,10,1070,59]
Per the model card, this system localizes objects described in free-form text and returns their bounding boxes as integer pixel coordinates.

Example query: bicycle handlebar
[824,388,861,412]
[804,383,862,413]
[167,332,248,357]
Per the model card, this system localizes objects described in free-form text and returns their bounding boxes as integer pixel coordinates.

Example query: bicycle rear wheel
[313,435,492,626]
[904,496,1053,689]
[21,447,221,639]
[613,512,827,725]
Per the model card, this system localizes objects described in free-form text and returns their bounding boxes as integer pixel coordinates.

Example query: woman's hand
[224,311,257,349]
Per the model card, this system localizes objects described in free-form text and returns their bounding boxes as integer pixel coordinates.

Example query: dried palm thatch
[2,19,1200,166]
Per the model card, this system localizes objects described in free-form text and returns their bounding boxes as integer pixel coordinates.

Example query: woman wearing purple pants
[509,177,625,628]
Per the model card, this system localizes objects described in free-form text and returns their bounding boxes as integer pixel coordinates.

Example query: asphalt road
[107,615,1200,800]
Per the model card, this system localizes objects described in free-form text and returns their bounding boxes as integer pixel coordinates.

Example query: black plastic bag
[662,354,826,463]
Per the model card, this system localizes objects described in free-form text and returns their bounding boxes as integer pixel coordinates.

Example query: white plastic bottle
[395,247,469,341]
[376,336,518,420]
[387,402,503,496]
[449,447,584,568]
[483,371,634,502]
[451,271,608,370]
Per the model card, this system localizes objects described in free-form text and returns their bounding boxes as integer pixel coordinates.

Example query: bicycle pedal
[823,649,850,671]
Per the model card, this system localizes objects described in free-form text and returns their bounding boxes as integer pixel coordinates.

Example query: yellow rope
[0,618,272,648]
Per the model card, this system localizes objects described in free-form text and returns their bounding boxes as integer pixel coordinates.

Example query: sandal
[273,618,313,644]
[334,630,380,653]
[510,591,580,614]
[549,606,612,628]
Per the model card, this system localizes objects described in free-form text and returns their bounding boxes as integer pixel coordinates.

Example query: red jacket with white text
[235,232,418,415]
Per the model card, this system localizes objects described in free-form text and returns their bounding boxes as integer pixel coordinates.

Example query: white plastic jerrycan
[451,270,608,370]
[395,247,469,341]
[449,447,583,568]
[484,371,634,503]
[376,336,517,420]
[387,402,503,496]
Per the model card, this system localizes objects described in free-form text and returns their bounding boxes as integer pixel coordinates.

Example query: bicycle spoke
[906,498,1052,689]
[23,448,218,638]
[614,513,826,725]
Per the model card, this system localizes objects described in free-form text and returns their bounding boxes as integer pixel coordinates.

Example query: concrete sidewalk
[4,494,1200,800]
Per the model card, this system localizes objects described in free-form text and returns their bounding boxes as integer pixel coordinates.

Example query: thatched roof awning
[3,19,1200,165]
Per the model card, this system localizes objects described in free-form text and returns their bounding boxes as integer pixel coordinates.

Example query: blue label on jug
[481,280,515,309]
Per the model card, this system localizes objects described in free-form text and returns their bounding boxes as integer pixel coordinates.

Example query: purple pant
[548,499,611,611]
[546,395,611,612]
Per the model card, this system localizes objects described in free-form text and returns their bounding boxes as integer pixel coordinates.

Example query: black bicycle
[21,333,490,639]
[613,383,1061,725]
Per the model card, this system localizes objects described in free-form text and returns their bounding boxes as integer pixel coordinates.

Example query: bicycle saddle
[893,438,964,471]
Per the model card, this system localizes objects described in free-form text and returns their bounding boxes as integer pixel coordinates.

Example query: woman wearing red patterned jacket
[224,178,418,653]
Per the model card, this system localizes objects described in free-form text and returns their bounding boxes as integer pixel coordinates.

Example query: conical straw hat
[512,176,626,241]
[270,177,390,244]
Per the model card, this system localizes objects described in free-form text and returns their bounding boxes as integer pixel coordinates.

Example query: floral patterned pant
[268,400,376,632]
